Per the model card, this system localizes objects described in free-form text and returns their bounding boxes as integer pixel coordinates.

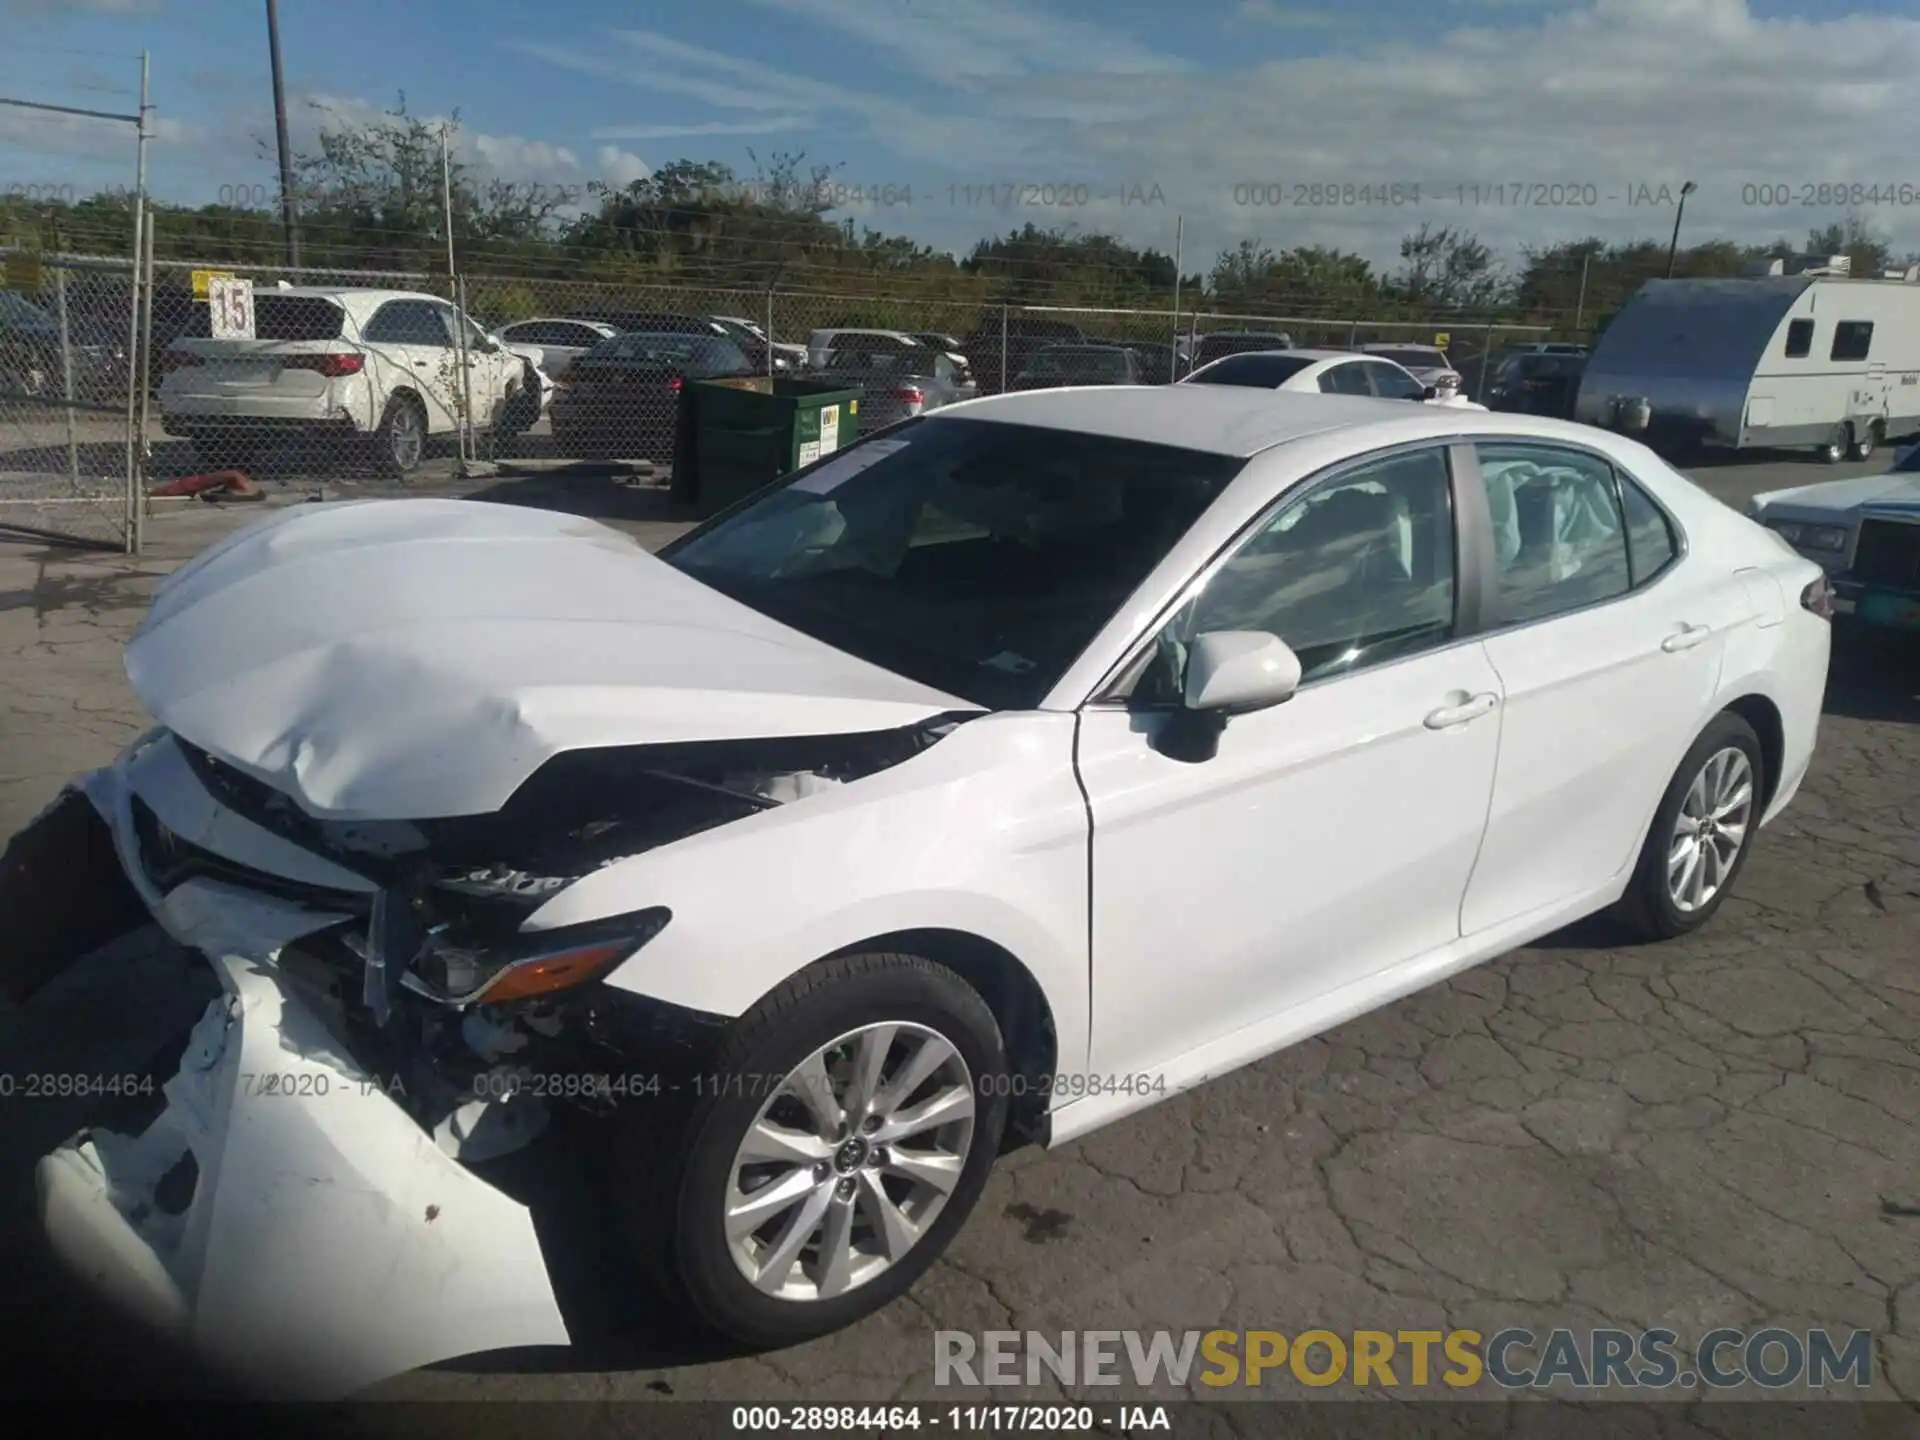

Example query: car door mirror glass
[1182,630,1302,712]
[1421,385,1438,400]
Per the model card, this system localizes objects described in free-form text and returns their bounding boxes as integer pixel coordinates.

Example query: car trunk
[163,295,354,400]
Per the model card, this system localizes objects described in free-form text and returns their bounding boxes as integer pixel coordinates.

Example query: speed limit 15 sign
[207,277,256,340]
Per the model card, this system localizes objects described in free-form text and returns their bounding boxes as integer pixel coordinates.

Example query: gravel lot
[0,452,1915,1409]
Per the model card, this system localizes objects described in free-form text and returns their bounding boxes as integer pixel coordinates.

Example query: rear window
[1520,354,1585,378]
[1193,334,1291,364]
[589,333,747,370]
[1368,347,1447,369]
[1185,353,1315,387]
[178,294,345,341]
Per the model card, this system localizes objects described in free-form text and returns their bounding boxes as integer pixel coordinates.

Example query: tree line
[2,99,1911,339]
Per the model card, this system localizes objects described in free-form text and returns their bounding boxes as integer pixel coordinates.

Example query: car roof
[932,384,1598,458]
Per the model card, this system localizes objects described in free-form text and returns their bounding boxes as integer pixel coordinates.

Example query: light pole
[266,0,301,270]
[1665,180,1697,279]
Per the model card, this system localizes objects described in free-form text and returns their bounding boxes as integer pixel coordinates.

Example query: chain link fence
[0,75,147,550]
[6,251,1556,546]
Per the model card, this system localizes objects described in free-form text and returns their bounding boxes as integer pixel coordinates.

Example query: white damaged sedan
[6,387,1833,1396]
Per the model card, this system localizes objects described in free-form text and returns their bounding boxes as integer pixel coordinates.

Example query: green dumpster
[673,377,863,517]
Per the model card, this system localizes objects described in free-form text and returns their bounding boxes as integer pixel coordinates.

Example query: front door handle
[1661,623,1712,653]
[1425,692,1499,729]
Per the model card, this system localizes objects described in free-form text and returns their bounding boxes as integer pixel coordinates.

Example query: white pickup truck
[158,286,540,476]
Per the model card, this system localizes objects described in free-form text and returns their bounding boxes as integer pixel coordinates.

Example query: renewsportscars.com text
[934,1328,1874,1390]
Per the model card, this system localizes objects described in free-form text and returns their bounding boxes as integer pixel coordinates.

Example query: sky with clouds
[4,0,1920,273]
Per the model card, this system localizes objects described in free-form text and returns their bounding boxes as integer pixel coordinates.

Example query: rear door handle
[1425,692,1499,729]
[1661,624,1712,653]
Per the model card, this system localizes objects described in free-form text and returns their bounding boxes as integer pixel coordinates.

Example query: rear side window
[1783,319,1814,359]
[1830,322,1873,362]
[1618,475,1679,586]
[1320,363,1371,396]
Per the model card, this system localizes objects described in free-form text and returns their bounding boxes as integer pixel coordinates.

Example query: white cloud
[742,0,1193,81]
[5,0,156,13]
[591,116,812,140]
[1236,0,1340,26]
[595,144,650,189]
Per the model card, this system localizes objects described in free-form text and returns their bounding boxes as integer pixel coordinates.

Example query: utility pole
[266,0,301,270]
[1665,180,1697,280]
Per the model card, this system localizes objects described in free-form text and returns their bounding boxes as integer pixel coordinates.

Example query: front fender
[526,712,1092,1074]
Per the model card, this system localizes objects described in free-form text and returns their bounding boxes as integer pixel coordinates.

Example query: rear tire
[1613,712,1765,942]
[369,393,427,478]
[643,952,1010,1350]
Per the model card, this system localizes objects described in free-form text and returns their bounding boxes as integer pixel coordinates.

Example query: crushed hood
[1752,470,1920,516]
[128,499,976,821]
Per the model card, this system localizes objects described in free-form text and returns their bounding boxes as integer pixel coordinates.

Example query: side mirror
[1420,385,1438,400]
[1152,632,1300,764]
[1183,630,1302,713]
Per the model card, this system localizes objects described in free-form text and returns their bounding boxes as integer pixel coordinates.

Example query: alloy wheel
[1667,746,1754,913]
[391,405,424,470]
[723,1021,976,1302]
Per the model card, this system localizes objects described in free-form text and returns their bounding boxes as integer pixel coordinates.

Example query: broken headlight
[347,889,671,1010]
[415,906,673,1007]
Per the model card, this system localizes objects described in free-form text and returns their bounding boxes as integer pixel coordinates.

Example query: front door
[1078,444,1506,1077]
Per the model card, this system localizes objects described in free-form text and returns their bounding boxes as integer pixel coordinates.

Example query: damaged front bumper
[27,734,572,1398]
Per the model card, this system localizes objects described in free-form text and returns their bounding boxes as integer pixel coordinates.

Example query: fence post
[764,285,776,378]
[53,265,81,498]
[1478,321,1497,402]
[134,210,155,554]
[998,304,1008,392]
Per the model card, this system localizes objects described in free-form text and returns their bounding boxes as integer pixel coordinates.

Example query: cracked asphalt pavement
[0,461,1915,1409]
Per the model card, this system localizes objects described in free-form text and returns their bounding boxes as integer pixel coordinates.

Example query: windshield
[1185,352,1314,387]
[1027,348,1129,378]
[586,332,746,369]
[0,290,55,327]
[660,418,1245,708]
[1194,334,1290,363]
[1518,354,1585,378]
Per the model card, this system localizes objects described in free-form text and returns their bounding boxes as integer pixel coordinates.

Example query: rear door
[359,299,460,431]
[1457,441,1745,934]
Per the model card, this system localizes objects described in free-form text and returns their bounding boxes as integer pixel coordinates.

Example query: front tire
[1847,421,1879,463]
[1614,712,1765,941]
[663,952,1009,1349]
[1817,424,1849,464]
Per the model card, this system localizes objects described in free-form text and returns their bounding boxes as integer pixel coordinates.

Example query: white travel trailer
[1576,260,1920,462]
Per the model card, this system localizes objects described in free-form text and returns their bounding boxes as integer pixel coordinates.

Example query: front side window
[1131,447,1457,700]
[1475,443,1630,625]
[363,300,452,347]
[1783,318,1814,358]
[662,419,1245,709]
[1831,321,1873,362]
